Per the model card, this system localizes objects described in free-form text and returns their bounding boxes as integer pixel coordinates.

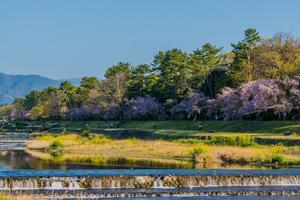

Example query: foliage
[190,43,225,97]
[209,135,257,147]
[81,128,90,138]
[239,79,291,118]
[104,62,132,78]
[208,79,293,120]
[127,64,157,98]
[49,140,64,157]
[171,92,208,120]
[153,48,191,100]
[1,28,300,121]
[123,95,165,120]
[281,75,300,111]
[190,144,211,164]
[207,87,241,120]
[268,144,288,164]
[231,28,261,84]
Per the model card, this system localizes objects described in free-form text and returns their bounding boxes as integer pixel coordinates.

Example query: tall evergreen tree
[231,28,261,85]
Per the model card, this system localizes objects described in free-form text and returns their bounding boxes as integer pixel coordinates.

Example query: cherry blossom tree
[171,92,208,120]
[282,75,300,109]
[68,107,87,120]
[207,87,242,120]
[239,79,291,118]
[123,96,164,120]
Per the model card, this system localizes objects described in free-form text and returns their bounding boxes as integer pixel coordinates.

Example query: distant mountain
[0,73,85,105]
[0,73,59,104]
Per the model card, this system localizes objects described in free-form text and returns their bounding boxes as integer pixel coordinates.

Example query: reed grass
[27,133,300,167]
[0,193,34,200]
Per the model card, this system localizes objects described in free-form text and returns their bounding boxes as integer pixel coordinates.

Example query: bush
[190,144,210,165]
[50,140,64,157]
[81,128,90,138]
[270,144,288,155]
[269,144,288,164]
[271,155,285,164]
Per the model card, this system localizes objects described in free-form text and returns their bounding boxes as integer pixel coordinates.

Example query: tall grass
[0,193,33,200]
[218,144,298,165]
[175,135,257,147]
[36,133,111,145]
[208,135,257,147]
[190,144,211,165]
[29,132,300,167]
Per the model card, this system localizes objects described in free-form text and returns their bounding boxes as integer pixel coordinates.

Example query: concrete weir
[0,169,299,198]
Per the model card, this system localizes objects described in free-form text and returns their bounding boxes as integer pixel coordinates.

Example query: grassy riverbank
[12,120,298,168]
[26,132,300,168]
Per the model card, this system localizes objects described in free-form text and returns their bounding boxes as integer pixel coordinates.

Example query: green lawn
[48,120,300,134]
[122,121,300,134]
[4,120,299,138]
[51,121,300,133]
[35,120,298,146]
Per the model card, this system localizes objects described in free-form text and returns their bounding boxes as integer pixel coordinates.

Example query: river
[0,132,299,199]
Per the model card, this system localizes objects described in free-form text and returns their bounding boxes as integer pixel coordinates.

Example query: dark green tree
[127,64,158,98]
[105,62,132,78]
[190,43,225,96]
[59,81,79,108]
[23,90,42,110]
[153,49,191,101]
[231,28,261,85]
[80,76,100,90]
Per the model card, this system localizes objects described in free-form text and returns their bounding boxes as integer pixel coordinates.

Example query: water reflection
[0,150,298,170]
[0,150,191,170]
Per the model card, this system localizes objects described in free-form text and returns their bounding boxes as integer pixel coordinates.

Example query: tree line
[1,28,299,121]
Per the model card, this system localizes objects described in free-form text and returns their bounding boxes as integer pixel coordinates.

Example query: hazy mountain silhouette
[0,73,82,104]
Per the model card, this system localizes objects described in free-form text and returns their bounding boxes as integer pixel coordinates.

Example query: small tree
[50,141,64,157]
[81,128,90,138]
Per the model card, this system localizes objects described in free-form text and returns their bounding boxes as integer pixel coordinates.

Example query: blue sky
[0,0,299,79]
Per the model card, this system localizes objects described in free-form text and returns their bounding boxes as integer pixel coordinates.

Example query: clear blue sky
[0,0,299,79]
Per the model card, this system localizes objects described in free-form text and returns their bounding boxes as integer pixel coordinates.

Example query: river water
[0,150,193,169]
[0,151,299,199]
[1,150,297,170]
[0,133,299,199]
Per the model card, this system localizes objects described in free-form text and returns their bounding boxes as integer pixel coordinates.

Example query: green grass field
[35,120,299,146]
[49,120,300,134]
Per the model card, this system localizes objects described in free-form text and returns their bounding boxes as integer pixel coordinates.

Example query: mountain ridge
[0,73,81,104]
